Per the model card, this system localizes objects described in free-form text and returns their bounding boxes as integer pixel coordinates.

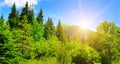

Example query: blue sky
[0,0,120,30]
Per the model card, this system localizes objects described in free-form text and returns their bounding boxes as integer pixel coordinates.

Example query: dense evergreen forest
[0,2,120,64]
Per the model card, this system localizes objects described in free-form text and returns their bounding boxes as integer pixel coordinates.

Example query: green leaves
[36,8,44,24]
[43,18,55,39]
[92,20,120,64]
[56,20,67,43]
[0,2,120,64]
[8,3,19,28]
[31,19,44,42]
[71,44,100,64]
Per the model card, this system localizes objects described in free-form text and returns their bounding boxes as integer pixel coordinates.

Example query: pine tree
[28,9,34,24]
[20,2,34,24]
[0,15,4,25]
[0,18,19,64]
[31,18,44,42]
[56,20,67,43]
[20,2,29,21]
[36,8,44,24]
[43,18,55,39]
[0,15,4,21]
[8,3,19,28]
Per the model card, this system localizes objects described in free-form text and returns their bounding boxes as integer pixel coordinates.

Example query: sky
[0,0,120,31]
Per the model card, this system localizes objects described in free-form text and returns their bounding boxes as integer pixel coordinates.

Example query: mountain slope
[62,25,94,42]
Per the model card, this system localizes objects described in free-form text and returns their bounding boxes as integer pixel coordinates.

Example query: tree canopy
[0,2,120,64]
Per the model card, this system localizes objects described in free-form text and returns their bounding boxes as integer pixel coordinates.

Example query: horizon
[0,0,120,31]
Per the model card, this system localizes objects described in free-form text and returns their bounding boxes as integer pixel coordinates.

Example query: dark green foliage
[56,20,67,43]
[0,15,4,24]
[20,2,34,24]
[28,8,35,24]
[20,2,29,21]
[8,3,19,28]
[0,2,120,64]
[0,21,19,64]
[90,20,120,64]
[0,43,19,64]
[43,18,55,39]
[70,43,100,64]
[0,20,10,44]
[36,8,44,24]
[31,19,44,42]
[18,15,28,29]
[11,25,34,59]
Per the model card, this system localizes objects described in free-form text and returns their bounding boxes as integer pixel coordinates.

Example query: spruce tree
[0,15,4,25]
[20,2,34,24]
[0,18,19,64]
[43,18,55,39]
[28,9,34,24]
[20,2,29,21]
[36,8,44,24]
[56,20,67,43]
[31,18,44,42]
[8,3,19,28]
[0,15,4,21]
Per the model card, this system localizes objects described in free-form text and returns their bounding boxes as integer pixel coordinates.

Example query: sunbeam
[77,0,113,30]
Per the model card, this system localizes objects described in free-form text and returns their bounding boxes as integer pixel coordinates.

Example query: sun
[77,21,91,29]
[80,22,90,29]
[78,21,96,31]
[77,0,113,31]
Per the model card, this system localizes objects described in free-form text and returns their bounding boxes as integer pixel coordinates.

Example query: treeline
[0,2,120,64]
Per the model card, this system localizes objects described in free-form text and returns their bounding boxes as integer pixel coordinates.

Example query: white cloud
[0,0,40,8]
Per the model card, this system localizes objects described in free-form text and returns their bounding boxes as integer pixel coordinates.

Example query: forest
[0,2,120,64]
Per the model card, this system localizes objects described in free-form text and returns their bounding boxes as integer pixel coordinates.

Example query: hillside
[0,2,120,64]
[62,25,94,42]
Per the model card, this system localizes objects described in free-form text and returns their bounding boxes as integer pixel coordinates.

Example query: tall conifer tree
[36,8,44,24]
[0,15,4,25]
[20,2,34,24]
[43,18,55,39]
[8,3,19,28]
[20,2,29,21]
[56,20,67,43]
